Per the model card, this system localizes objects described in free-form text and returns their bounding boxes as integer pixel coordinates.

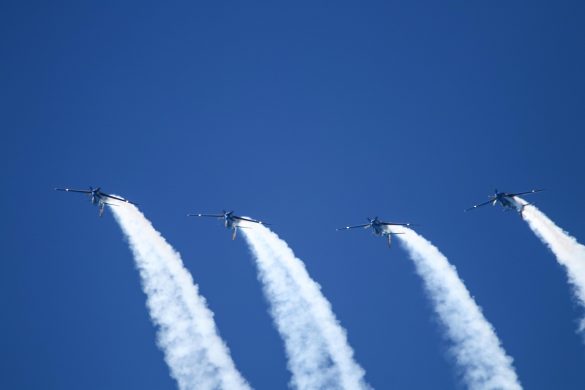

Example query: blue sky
[2,1,585,388]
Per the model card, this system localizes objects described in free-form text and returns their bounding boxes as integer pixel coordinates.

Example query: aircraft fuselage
[225,217,234,228]
[89,188,103,205]
[223,213,239,229]
[496,194,523,212]
[371,221,392,237]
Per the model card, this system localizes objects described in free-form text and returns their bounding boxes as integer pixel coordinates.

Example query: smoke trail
[397,228,522,390]
[241,222,368,390]
[109,201,250,390]
[519,198,585,332]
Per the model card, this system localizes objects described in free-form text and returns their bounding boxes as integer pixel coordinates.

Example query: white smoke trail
[109,202,250,390]
[519,197,585,332]
[241,222,368,390]
[397,228,522,390]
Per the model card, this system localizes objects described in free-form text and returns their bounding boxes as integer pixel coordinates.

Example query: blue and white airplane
[188,210,268,240]
[55,186,137,216]
[465,189,543,214]
[337,217,413,247]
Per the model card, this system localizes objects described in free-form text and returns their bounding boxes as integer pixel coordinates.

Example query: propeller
[222,210,234,217]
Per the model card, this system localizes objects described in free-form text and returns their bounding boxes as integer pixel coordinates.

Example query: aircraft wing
[509,189,544,197]
[465,199,493,211]
[189,213,224,218]
[102,193,138,205]
[55,188,91,194]
[233,216,269,225]
[379,221,412,226]
[336,223,371,230]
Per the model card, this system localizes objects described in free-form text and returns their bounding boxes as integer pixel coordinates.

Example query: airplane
[188,210,268,240]
[55,186,137,216]
[336,217,413,247]
[465,189,543,214]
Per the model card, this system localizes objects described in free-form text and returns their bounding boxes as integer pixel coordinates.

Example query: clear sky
[2,1,585,389]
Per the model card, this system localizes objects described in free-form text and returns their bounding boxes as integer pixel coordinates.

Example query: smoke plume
[397,228,522,390]
[109,202,250,390]
[519,198,585,333]
[241,222,368,390]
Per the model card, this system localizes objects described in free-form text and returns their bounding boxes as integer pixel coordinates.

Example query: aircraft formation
[55,186,544,245]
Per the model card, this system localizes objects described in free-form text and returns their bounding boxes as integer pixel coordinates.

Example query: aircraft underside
[500,197,523,212]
